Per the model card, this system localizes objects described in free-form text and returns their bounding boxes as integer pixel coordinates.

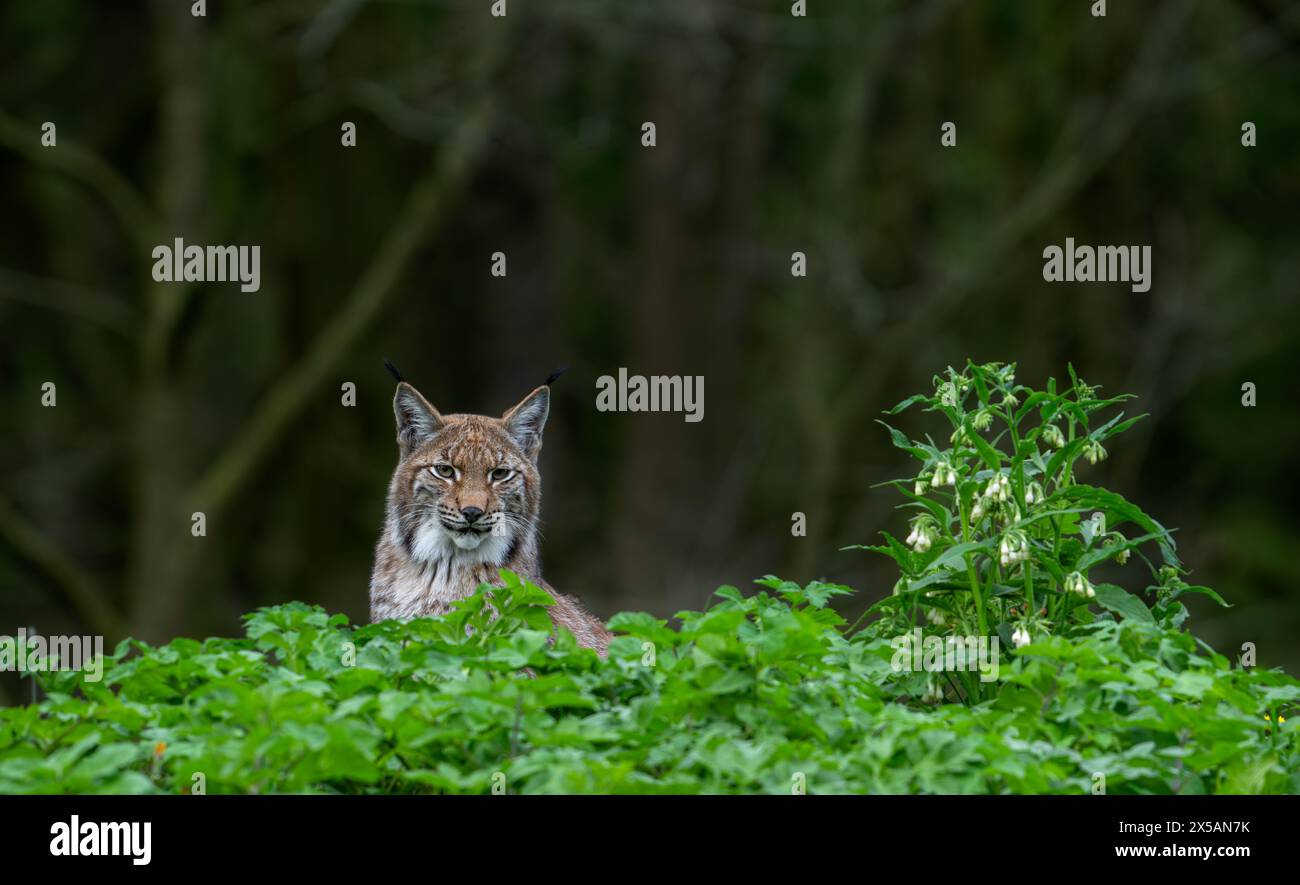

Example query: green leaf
[1092,413,1147,442]
[888,481,951,526]
[885,394,930,415]
[1093,584,1154,624]
[967,431,1004,472]
[1013,391,1051,425]
[1044,436,1086,480]
[1075,531,1167,571]
[802,580,855,608]
[875,420,936,463]
[1171,585,1232,608]
[845,531,917,576]
[971,370,991,407]
[1058,486,1179,567]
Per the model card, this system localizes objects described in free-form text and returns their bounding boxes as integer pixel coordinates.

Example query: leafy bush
[1,362,1296,794]
[858,360,1232,696]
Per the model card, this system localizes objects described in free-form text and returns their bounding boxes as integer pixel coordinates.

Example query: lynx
[368,366,612,654]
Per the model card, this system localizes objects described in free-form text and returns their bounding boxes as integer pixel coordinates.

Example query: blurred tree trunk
[612,53,691,613]
[127,2,206,641]
[683,34,768,591]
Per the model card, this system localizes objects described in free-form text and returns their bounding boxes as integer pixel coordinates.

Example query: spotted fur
[369,378,612,654]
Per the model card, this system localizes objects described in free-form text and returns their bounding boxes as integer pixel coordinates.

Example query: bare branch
[0,109,160,253]
[831,0,1198,425]
[0,495,126,639]
[0,267,137,337]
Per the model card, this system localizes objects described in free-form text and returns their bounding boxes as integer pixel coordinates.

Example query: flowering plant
[855,360,1229,699]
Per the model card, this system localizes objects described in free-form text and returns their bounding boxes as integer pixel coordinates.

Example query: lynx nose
[460,506,484,524]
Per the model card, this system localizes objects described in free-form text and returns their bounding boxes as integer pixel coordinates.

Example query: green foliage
[0,573,1295,795]
[1,362,1296,795]
[856,361,1228,673]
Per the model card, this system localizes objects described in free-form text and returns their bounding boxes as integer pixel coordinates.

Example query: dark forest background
[2,0,1298,702]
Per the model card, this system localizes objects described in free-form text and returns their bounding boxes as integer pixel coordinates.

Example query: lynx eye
[431,464,455,479]
[490,467,513,482]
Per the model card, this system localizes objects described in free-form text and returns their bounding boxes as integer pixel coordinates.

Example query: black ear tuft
[384,359,405,384]
[543,365,569,387]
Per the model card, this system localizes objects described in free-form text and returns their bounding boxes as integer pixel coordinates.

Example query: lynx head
[386,380,549,565]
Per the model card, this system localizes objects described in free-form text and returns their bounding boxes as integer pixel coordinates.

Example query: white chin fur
[452,531,485,551]
[408,521,509,565]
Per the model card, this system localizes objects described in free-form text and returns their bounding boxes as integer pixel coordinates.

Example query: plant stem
[960,502,989,638]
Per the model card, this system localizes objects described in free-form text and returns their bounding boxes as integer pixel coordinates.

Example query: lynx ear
[393,382,444,456]
[502,385,550,458]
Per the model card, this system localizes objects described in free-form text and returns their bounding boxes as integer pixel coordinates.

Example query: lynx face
[388,382,548,568]
[371,375,612,653]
